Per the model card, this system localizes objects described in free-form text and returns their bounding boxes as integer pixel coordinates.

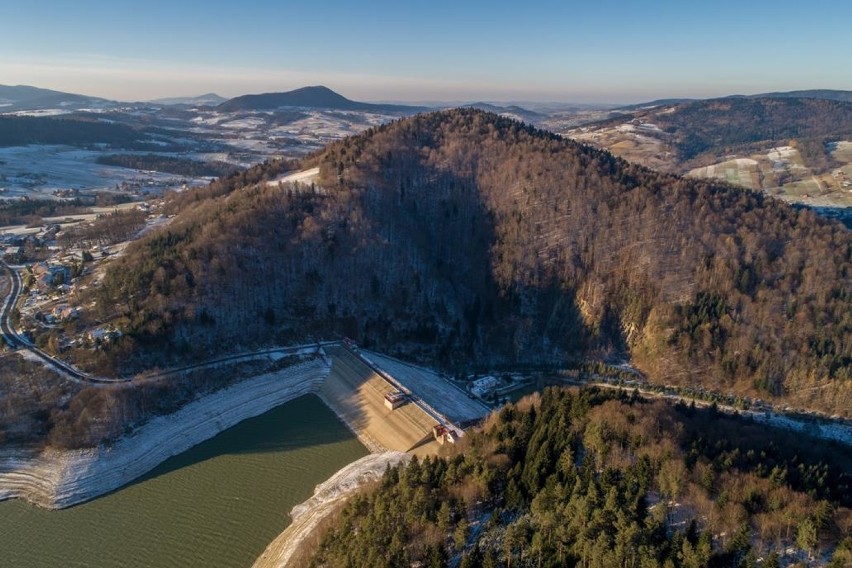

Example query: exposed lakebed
[0,395,367,568]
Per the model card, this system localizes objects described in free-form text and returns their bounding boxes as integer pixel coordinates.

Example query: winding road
[2,261,849,448]
[0,261,99,381]
[0,261,336,385]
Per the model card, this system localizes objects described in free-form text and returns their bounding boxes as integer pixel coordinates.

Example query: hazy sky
[1,0,850,103]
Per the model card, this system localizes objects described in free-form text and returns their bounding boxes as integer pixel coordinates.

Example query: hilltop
[217,85,427,114]
[565,97,852,212]
[54,109,851,415]
[0,84,114,112]
[576,97,852,166]
[751,89,852,103]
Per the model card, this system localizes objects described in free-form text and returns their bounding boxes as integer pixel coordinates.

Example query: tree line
[310,387,852,567]
[96,154,241,178]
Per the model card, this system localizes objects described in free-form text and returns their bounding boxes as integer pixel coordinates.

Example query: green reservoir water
[0,395,367,568]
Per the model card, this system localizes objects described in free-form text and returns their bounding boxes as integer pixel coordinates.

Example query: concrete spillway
[319,346,440,455]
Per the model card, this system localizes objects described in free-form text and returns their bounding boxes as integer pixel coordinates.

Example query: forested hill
[588,96,852,169]
[217,85,425,114]
[0,115,157,148]
[310,388,852,567]
[84,109,851,415]
[753,89,852,103]
[655,97,852,163]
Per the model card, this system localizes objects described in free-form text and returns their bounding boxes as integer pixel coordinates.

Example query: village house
[2,246,22,263]
[86,326,122,346]
[31,262,72,289]
[48,305,80,323]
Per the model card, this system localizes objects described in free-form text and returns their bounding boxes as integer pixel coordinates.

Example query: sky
[1,0,850,104]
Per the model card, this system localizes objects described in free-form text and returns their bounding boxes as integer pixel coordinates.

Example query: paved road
[0,261,336,385]
[0,261,98,381]
[4,260,845,449]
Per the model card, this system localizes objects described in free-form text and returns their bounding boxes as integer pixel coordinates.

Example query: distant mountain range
[0,84,429,114]
[3,83,852,116]
[0,85,113,112]
[614,90,852,112]
[217,85,429,114]
[462,102,545,123]
[148,93,228,106]
[743,89,852,103]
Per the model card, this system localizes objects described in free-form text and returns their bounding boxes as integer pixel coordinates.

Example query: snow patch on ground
[290,451,410,522]
[5,109,73,117]
[746,411,852,446]
[637,122,662,132]
[768,146,796,159]
[221,117,267,130]
[266,167,320,187]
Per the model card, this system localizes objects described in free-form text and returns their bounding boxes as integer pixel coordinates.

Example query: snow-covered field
[181,108,398,164]
[687,158,761,189]
[0,145,191,198]
[266,167,320,188]
[830,140,852,163]
[0,105,405,201]
[767,145,798,160]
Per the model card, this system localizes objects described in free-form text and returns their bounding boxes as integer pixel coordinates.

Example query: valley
[5,0,852,564]
[0,107,403,199]
[0,86,850,567]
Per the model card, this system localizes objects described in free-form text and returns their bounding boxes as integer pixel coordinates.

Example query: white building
[470,376,499,398]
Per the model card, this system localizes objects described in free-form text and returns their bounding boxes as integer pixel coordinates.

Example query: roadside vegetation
[0,350,310,450]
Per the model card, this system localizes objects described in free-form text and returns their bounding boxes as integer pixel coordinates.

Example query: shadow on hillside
[353,153,598,366]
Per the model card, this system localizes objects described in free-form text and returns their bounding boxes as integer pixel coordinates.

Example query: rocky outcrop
[252,451,411,568]
[0,357,330,509]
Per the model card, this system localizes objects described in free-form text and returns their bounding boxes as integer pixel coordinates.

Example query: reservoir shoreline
[0,355,331,509]
[251,451,412,568]
[1,344,484,567]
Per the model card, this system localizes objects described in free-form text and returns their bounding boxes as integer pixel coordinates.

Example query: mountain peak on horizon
[218,85,426,114]
[148,93,228,106]
[0,84,112,112]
